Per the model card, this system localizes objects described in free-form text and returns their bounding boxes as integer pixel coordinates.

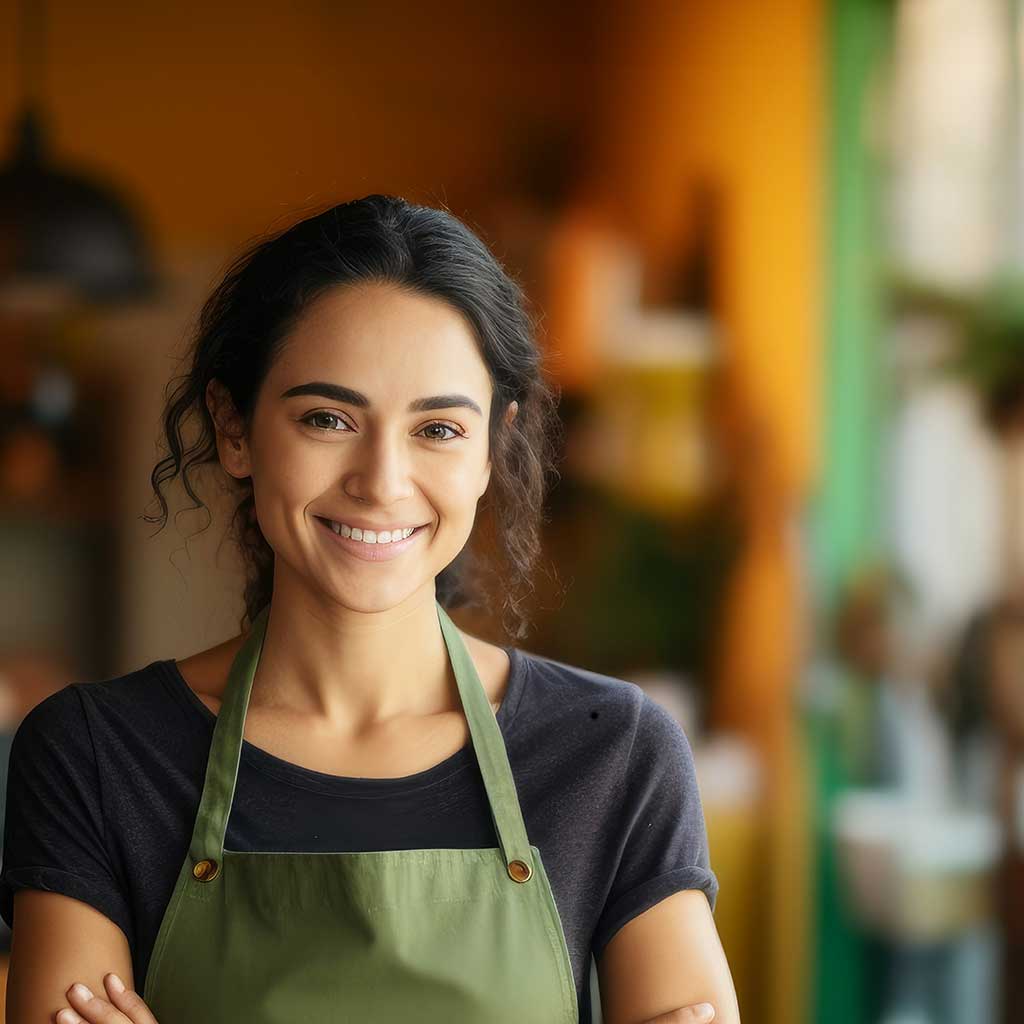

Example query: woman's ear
[481,401,519,497]
[206,379,252,479]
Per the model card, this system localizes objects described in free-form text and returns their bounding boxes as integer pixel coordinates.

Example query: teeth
[326,520,416,544]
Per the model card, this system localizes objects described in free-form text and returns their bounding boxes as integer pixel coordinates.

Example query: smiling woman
[0,195,739,1024]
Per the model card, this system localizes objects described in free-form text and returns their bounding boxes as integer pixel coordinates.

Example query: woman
[1,195,740,1023]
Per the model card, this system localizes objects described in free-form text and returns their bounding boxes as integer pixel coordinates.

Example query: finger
[685,1006,716,1022]
[646,1005,717,1023]
[684,1005,716,1022]
[102,973,159,1024]
[61,982,131,1023]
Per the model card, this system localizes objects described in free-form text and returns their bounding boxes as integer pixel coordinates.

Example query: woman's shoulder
[508,649,703,818]
[508,647,687,755]
[10,682,85,750]
[14,656,190,746]
[512,646,653,712]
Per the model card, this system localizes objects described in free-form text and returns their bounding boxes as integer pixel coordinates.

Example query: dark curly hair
[142,194,564,640]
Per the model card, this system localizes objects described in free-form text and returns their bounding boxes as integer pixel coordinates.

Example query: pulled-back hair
[143,194,563,640]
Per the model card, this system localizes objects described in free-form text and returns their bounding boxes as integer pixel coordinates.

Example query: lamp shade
[0,105,158,305]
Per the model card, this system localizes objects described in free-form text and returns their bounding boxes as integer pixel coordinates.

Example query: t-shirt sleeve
[592,693,719,958]
[0,684,133,943]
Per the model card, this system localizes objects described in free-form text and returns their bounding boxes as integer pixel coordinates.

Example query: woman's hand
[54,973,158,1024]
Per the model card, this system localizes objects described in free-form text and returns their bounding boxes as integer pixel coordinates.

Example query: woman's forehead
[271,286,489,387]
[286,286,475,355]
[273,328,489,389]
[293,280,474,341]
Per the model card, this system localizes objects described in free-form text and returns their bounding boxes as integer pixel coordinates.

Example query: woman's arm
[6,890,134,1023]
[596,889,741,1024]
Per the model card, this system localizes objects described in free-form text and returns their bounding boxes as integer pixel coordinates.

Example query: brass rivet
[193,858,220,882]
[507,859,532,883]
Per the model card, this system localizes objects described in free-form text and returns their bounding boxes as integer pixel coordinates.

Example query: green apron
[142,600,579,1022]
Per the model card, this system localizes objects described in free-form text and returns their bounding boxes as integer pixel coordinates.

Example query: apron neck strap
[188,600,532,871]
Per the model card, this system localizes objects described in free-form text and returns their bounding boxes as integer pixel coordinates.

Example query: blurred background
[2,0,1022,1021]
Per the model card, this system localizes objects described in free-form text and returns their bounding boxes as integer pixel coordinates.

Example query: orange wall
[0,1,603,252]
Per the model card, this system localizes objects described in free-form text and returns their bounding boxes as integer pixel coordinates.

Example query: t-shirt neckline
[157,644,527,795]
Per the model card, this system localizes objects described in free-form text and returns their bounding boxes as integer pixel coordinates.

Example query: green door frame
[806,1,896,1022]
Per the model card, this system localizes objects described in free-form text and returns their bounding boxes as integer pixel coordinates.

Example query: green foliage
[944,272,1024,385]
[891,269,1024,433]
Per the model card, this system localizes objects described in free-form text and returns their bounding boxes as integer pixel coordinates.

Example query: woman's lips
[314,516,428,562]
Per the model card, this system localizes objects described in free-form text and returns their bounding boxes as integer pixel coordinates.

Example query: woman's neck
[249,581,460,732]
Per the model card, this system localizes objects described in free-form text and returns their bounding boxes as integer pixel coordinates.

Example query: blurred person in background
[830,565,993,1024]
[945,590,1024,1024]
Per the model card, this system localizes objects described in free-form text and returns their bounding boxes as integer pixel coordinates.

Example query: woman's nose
[342,433,416,505]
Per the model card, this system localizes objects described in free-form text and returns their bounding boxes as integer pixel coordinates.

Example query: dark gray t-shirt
[0,644,718,1023]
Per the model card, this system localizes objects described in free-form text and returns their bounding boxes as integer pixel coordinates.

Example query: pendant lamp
[0,0,158,308]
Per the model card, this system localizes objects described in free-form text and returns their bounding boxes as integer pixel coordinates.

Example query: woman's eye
[418,422,462,443]
[302,411,349,432]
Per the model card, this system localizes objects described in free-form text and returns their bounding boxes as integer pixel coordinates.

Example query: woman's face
[209,280,503,614]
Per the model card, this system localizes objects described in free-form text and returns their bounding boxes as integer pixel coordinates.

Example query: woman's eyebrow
[279,381,482,416]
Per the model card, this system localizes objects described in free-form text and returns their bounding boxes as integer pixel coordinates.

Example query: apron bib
[142,600,578,1023]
